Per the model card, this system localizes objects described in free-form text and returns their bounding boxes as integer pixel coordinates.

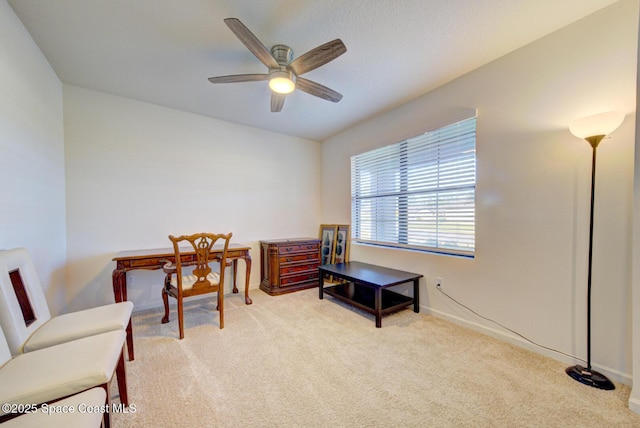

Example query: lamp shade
[569,111,625,139]
[269,70,295,94]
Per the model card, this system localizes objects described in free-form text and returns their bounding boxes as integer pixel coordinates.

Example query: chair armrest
[162,261,176,275]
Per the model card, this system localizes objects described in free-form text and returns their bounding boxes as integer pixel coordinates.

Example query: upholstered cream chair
[1,388,106,428]
[162,232,232,339]
[0,248,133,356]
[0,327,126,428]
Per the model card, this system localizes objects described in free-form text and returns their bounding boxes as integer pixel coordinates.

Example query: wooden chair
[0,327,126,428]
[161,232,232,339]
[0,248,130,411]
[0,248,134,357]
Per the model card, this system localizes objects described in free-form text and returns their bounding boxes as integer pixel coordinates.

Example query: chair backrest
[0,248,52,355]
[168,232,232,293]
[0,325,13,368]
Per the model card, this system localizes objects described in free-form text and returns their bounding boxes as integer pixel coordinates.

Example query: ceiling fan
[208,18,347,112]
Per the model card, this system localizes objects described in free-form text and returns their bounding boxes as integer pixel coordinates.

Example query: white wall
[322,0,638,384]
[0,0,67,313]
[63,85,321,311]
[630,4,640,411]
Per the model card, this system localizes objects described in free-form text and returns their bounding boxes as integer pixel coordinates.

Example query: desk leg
[413,279,420,313]
[375,287,382,328]
[112,269,135,361]
[318,272,324,299]
[112,269,124,303]
[242,253,252,305]
[231,259,239,294]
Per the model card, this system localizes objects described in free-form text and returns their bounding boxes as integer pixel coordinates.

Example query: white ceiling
[8,0,619,141]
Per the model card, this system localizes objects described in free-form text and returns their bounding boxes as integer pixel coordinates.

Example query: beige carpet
[111,288,640,427]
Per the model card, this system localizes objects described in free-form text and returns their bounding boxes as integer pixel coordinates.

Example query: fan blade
[271,92,286,112]
[208,74,268,84]
[289,39,346,76]
[224,18,279,69]
[296,77,343,103]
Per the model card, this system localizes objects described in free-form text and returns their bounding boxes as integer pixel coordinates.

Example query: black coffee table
[319,261,422,327]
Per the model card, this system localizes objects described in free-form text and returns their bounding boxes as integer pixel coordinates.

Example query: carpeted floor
[111,288,640,427]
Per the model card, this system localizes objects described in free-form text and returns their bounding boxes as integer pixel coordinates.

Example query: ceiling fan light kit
[208,18,346,112]
[269,69,296,94]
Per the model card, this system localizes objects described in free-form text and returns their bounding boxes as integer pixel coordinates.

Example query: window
[351,116,476,256]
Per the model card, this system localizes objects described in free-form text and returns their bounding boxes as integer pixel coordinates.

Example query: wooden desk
[319,261,421,328]
[112,243,252,360]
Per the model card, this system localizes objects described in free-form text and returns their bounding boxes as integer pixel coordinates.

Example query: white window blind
[351,116,476,256]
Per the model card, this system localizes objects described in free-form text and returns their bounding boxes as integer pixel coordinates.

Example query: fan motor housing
[271,45,294,66]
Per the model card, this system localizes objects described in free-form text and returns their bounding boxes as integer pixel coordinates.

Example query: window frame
[350,115,477,258]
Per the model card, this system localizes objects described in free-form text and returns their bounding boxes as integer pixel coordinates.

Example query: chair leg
[125,318,135,361]
[161,287,170,324]
[177,297,184,340]
[102,383,111,428]
[116,347,128,407]
[219,291,224,329]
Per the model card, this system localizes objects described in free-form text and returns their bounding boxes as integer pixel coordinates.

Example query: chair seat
[170,272,220,290]
[0,330,125,414]
[23,301,133,353]
[1,388,105,428]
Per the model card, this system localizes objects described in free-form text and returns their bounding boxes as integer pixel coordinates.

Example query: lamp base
[566,365,615,390]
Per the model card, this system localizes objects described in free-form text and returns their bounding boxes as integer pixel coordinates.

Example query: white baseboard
[422,305,632,386]
[629,395,640,414]
[131,299,164,312]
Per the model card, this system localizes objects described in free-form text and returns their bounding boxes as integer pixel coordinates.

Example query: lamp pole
[566,111,624,390]
[586,137,598,374]
[565,134,614,390]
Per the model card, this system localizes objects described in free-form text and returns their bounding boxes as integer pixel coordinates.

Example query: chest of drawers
[259,238,321,295]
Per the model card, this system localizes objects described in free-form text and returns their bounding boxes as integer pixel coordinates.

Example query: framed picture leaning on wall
[319,224,337,265]
[333,224,350,264]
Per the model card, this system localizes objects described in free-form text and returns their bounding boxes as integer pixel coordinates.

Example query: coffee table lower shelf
[323,282,414,317]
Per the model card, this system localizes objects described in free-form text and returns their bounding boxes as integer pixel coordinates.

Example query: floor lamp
[566,110,625,391]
